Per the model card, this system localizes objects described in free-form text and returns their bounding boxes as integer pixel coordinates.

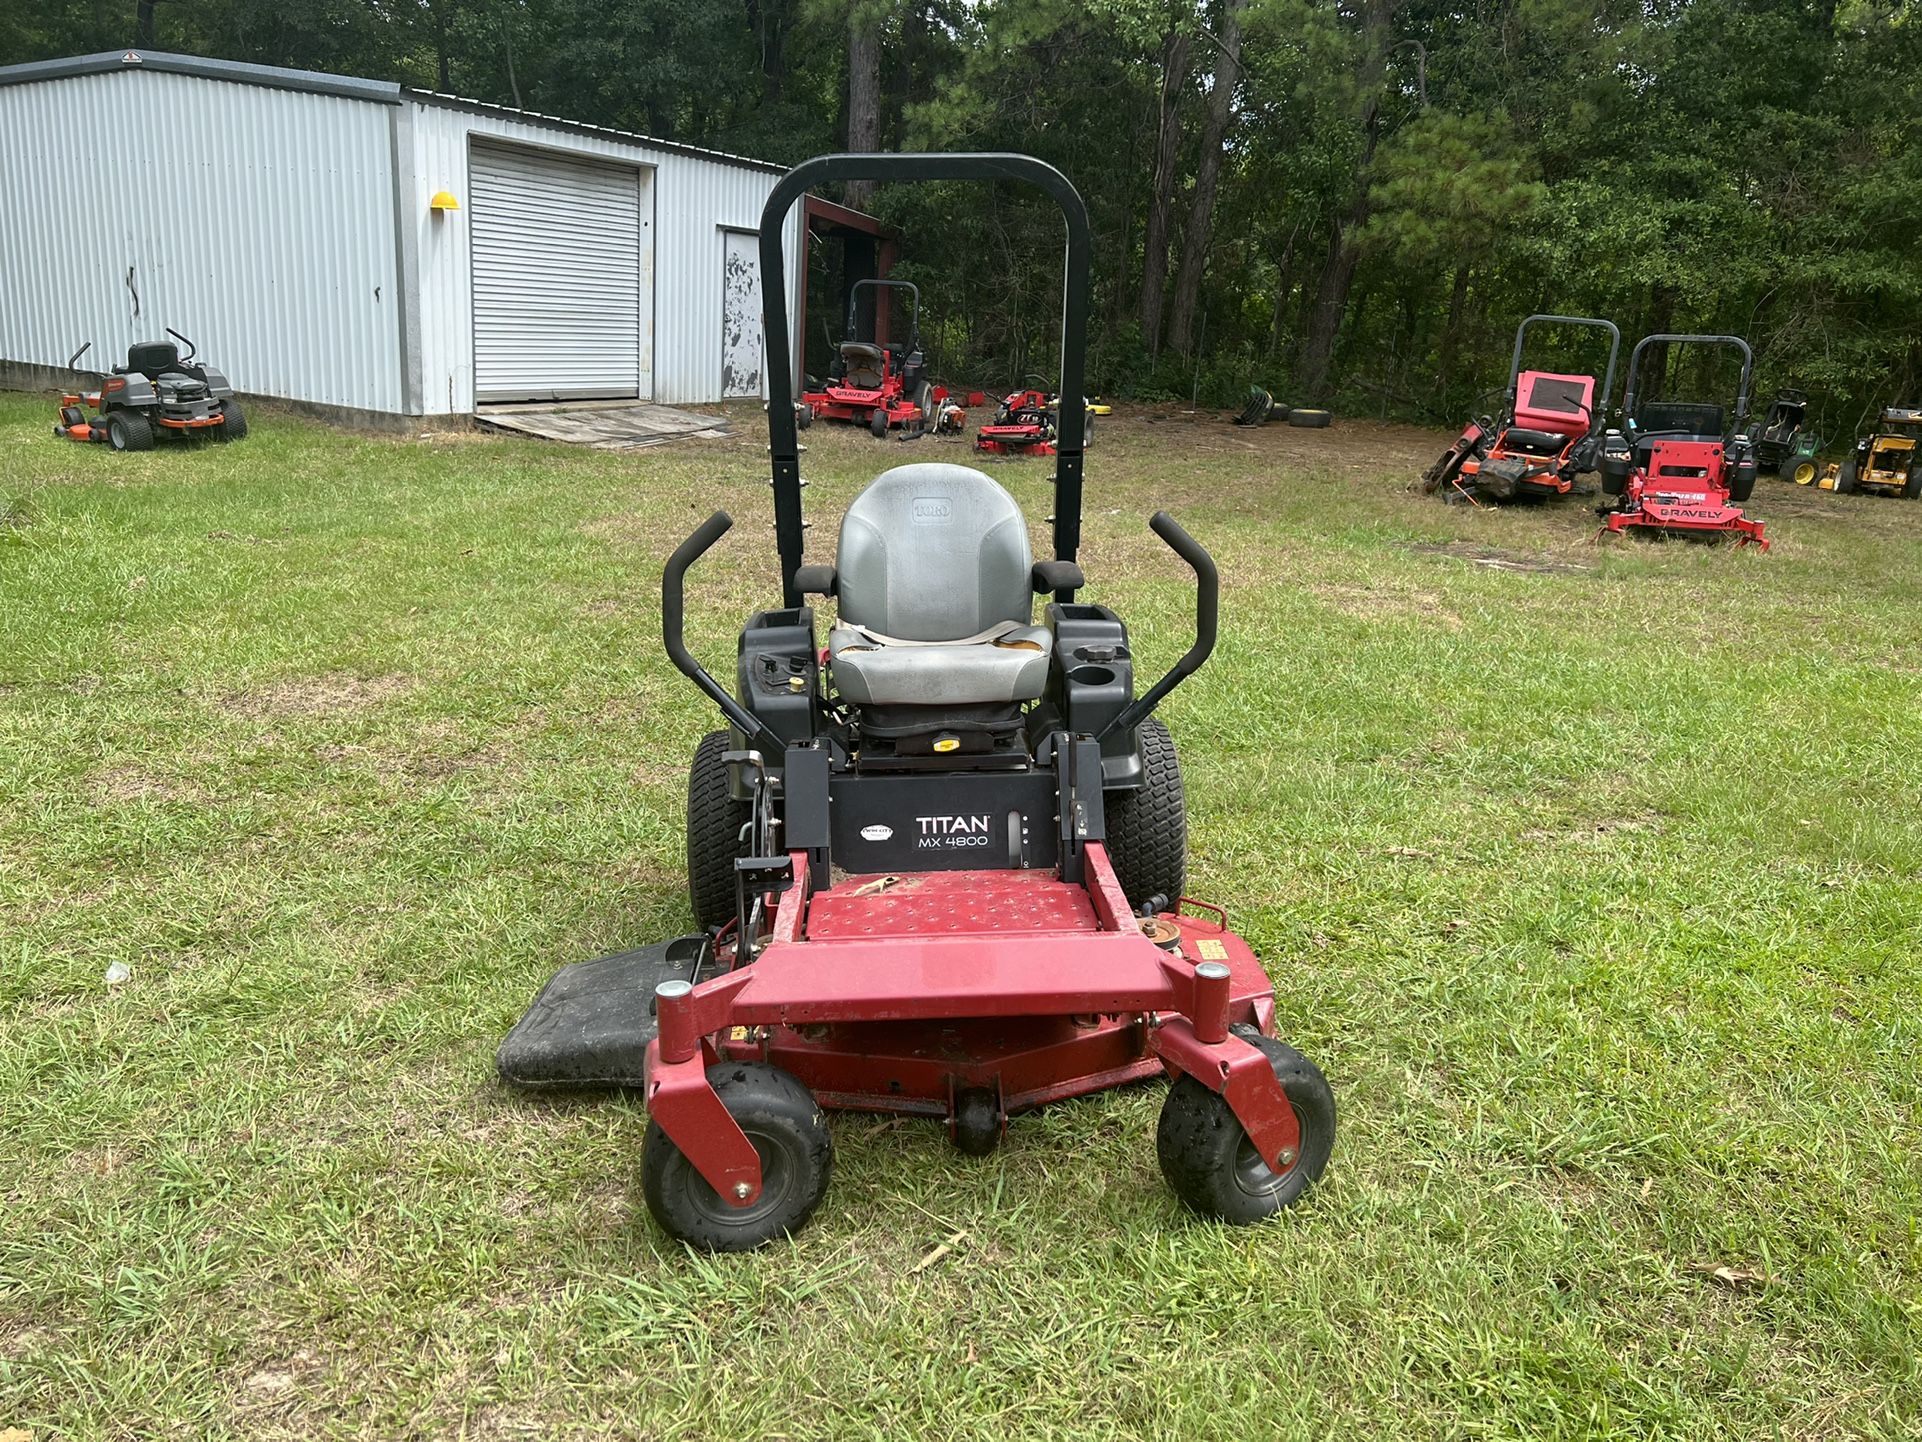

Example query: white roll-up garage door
[470,141,651,403]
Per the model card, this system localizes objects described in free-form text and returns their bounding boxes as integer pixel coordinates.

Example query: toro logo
[916,813,992,849]
[910,497,953,523]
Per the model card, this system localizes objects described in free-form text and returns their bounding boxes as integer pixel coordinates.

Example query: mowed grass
[1,389,1917,1440]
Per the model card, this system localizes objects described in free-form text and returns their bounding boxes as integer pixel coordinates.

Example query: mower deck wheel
[217,401,249,441]
[1156,1029,1334,1223]
[1104,717,1186,908]
[1287,408,1332,429]
[107,410,154,452]
[642,1062,833,1251]
[687,730,751,929]
[869,407,889,439]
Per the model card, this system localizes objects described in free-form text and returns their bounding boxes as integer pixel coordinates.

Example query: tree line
[6,0,1920,432]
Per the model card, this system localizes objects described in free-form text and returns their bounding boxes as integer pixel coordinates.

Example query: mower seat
[1501,427,1569,456]
[840,342,887,390]
[1512,371,1594,437]
[828,463,1050,707]
[123,340,180,379]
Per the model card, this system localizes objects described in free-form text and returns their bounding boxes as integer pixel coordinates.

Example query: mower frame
[1599,333,1767,549]
[501,153,1327,1250]
[1439,314,1620,502]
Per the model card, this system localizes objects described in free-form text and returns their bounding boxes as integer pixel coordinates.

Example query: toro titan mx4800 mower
[799,277,961,438]
[1423,314,1619,503]
[53,329,248,450]
[974,378,1112,456]
[497,153,1335,1251]
[1597,333,1768,550]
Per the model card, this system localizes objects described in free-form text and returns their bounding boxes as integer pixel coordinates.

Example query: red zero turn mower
[53,331,248,450]
[799,278,959,437]
[1598,333,1767,551]
[974,379,1110,457]
[1424,314,1619,503]
[497,153,1335,1251]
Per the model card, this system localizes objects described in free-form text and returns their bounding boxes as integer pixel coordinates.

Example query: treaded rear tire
[1287,408,1332,429]
[687,730,749,929]
[107,411,154,451]
[1105,717,1185,908]
[1835,460,1857,494]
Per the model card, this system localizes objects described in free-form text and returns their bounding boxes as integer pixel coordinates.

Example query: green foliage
[3,0,1921,421]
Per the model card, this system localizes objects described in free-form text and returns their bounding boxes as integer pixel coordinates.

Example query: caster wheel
[642,1062,833,1250]
[869,408,889,439]
[1156,1030,1334,1223]
[950,1087,1002,1156]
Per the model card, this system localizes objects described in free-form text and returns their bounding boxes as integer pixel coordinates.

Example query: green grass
[1,392,1917,1439]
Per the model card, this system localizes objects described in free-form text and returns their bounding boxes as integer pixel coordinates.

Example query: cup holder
[1068,664,1116,687]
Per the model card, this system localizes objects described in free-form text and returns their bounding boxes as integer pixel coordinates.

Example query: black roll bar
[844,277,921,349]
[1622,334,1754,429]
[758,153,1093,607]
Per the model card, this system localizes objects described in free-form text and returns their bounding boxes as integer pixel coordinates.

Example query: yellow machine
[1805,407,1922,497]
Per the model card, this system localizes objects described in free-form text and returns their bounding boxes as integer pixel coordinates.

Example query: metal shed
[0,50,804,421]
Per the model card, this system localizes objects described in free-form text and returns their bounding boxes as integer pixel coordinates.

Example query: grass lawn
[1,389,1917,1440]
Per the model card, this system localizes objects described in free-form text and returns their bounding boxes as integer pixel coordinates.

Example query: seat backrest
[1512,370,1594,437]
[840,341,886,390]
[836,463,1033,641]
[126,340,179,377]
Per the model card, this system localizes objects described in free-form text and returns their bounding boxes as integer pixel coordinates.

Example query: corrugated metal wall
[0,69,403,414]
[409,101,801,412]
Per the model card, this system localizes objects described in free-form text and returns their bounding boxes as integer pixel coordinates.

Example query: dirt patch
[1117,404,1448,477]
[89,763,206,805]
[220,672,415,719]
[1311,580,1462,629]
[1404,539,1594,575]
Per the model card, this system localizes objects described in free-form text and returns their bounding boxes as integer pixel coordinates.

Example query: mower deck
[1601,496,1769,549]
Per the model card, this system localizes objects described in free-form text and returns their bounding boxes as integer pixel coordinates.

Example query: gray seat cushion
[828,462,1046,707]
[830,622,1051,705]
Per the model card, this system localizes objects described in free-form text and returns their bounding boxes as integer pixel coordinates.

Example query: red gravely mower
[1423,314,1618,503]
[974,378,1111,456]
[1598,333,1768,551]
[799,278,962,438]
[498,153,1335,1251]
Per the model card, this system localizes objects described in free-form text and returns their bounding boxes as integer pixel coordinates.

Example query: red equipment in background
[799,277,961,437]
[1598,333,1768,551]
[1425,315,1619,502]
[974,379,1109,456]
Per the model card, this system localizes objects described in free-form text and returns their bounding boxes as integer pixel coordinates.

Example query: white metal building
[0,50,803,420]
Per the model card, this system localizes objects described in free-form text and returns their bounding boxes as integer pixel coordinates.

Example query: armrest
[793,563,837,597]
[1031,560,1085,594]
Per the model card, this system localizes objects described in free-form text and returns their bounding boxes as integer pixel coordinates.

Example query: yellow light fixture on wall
[429,190,460,212]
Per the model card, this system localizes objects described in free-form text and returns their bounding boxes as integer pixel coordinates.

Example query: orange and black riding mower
[55,330,248,450]
[1424,315,1619,503]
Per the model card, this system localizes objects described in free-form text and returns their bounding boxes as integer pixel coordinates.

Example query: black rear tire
[216,401,248,440]
[642,1062,833,1250]
[1105,717,1185,908]
[1904,466,1921,500]
[107,411,154,452]
[1287,408,1332,429]
[1157,1030,1335,1223]
[687,730,750,929]
[913,380,935,435]
[1835,460,1857,494]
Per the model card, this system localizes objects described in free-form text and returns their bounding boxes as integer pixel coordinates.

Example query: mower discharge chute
[53,330,247,450]
[498,152,1334,1251]
[799,278,961,438]
[1424,314,1619,502]
[1806,406,1922,499]
[1597,333,1768,550]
